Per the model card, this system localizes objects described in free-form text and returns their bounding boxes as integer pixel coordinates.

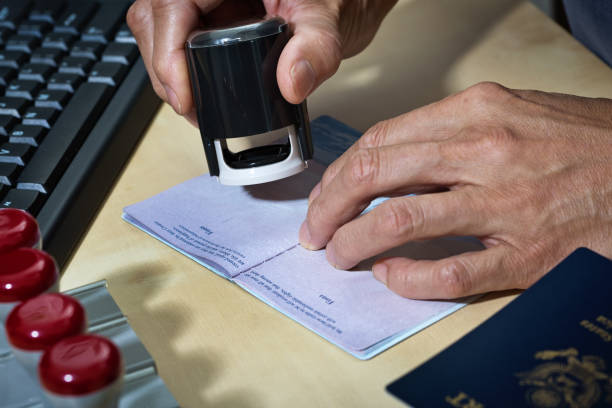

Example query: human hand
[300,82,612,299]
[127,0,397,124]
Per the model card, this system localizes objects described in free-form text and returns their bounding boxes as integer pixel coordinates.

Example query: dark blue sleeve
[563,0,612,67]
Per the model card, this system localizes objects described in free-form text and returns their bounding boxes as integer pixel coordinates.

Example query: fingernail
[163,84,183,114]
[372,262,388,286]
[290,59,315,100]
[308,182,321,205]
[299,221,315,250]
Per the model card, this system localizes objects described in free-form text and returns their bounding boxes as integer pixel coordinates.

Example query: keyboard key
[0,97,29,117]
[35,90,71,110]
[0,0,158,265]
[82,4,127,44]
[18,20,52,37]
[59,56,93,76]
[114,24,136,44]
[47,72,82,93]
[9,124,46,146]
[88,62,127,87]
[0,115,17,135]
[0,162,21,185]
[0,188,46,213]
[54,3,97,36]
[42,32,75,51]
[19,63,54,82]
[70,41,104,60]
[30,0,65,24]
[17,83,112,194]
[102,42,138,65]
[0,0,32,30]
[0,142,33,165]
[6,80,42,100]
[0,67,17,86]
[0,50,28,69]
[22,107,59,128]
[6,34,40,53]
[30,47,64,66]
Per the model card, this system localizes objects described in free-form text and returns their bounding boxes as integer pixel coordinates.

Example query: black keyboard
[0,0,161,268]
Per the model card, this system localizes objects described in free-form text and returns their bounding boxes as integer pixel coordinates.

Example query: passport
[387,248,612,407]
[122,116,482,359]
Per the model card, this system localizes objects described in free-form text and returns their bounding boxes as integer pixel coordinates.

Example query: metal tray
[0,280,179,408]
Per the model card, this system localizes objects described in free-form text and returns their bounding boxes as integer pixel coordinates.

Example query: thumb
[275,5,343,104]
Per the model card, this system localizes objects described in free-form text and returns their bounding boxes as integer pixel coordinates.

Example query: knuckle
[467,81,507,100]
[378,199,423,239]
[460,81,509,114]
[359,120,389,149]
[449,126,518,163]
[475,81,507,94]
[321,162,339,188]
[126,1,149,31]
[474,126,518,162]
[434,259,473,298]
[388,267,413,297]
[346,148,380,187]
[320,171,334,190]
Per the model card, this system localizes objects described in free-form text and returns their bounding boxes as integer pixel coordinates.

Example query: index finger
[301,141,462,250]
[311,93,471,203]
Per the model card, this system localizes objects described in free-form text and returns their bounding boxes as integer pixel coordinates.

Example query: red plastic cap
[0,248,58,302]
[0,209,40,253]
[6,293,86,351]
[39,335,122,396]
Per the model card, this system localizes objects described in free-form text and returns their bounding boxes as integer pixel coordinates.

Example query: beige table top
[61,1,612,407]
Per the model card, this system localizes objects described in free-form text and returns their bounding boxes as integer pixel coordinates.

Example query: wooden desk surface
[61,1,612,407]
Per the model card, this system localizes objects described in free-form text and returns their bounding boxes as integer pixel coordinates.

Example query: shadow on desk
[310,0,521,132]
[472,288,522,305]
[106,261,258,408]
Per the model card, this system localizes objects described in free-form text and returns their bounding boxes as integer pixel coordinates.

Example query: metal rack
[0,280,178,408]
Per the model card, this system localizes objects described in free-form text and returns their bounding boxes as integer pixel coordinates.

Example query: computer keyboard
[0,0,161,268]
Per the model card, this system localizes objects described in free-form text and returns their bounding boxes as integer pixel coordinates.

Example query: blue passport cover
[387,248,612,407]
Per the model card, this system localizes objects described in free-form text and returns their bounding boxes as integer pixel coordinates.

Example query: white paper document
[123,116,482,359]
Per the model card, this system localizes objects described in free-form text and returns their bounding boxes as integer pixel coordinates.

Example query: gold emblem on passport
[515,348,612,407]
